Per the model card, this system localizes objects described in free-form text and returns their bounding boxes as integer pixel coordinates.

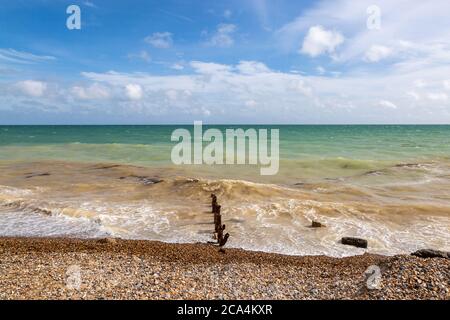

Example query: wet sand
[0,237,448,300]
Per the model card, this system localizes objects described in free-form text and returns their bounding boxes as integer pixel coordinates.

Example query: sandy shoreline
[0,237,448,300]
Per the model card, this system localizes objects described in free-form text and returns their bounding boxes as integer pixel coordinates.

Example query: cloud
[51,55,449,123]
[144,32,173,48]
[278,0,450,66]
[16,80,47,97]
[190,61,232,74]
[236,61,270,74]
[165,90,178,100]
[127,50,151,63]
[80,61,320,120]
[206,24,237,48]
[443,80,450,90]
[71,83,110,100]
[290,79,313,96]
[0,48,55,64]
[157,9,194,23]
[316,66,326,75]
[245,100,257,107]
[427,92,448,101]
[300,25,344,57]
[125,84,143,100]
[379,100,397,109]
[364,45,392,62]
[414,79,427,88]
[4,1,450,124]
[406,91,420,101]
[171,63,184,70]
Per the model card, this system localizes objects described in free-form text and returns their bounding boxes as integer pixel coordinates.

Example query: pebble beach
[0,237,448,300]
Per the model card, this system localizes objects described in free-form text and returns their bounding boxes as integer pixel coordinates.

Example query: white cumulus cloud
[171,63,184,70]
[290,79,313,96]
[379,100,397,109]
[300,25,344,57]
[406,91,420,100]
[207,24,237,48]
[245,99,257,107]
[364,45,392,62]
[72,83,110,100]
[190,61,232,74]
[144,32,173,48]
[236,61,270,74]
[127,50,151,63]
[125,84,143,100]
[443,80,450,90]
[16,80,47,97]
[427,92,448,101]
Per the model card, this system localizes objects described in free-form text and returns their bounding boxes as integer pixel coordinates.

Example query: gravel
[0,237,448,300]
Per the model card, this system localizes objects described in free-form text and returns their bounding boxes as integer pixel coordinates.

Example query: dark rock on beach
[97,237,118,245]
[311,221,324,228]
[25,172,51,179]
[393,163,423,169]
[93,164,122,170]
[411,249,449,259]
[341,237,368,249]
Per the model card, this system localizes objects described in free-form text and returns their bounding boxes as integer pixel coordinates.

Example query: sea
[0,125,449,257]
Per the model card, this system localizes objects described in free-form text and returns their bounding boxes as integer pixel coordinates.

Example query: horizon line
[1,123,450,126]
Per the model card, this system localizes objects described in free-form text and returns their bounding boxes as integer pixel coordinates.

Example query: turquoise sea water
[1,125,450,181]
[1,125,450,158]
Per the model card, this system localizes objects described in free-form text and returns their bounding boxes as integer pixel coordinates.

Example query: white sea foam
[0,196,448,257]
[0,208,108,238]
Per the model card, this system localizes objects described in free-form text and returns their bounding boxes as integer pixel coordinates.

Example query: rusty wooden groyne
[210,193,229,252]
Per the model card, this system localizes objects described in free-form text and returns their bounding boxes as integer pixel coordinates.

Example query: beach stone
[411,249,449,259]
[98,237,117,245]
[341,237,368,249]
[311,221,324,228]
[25,172,51,179]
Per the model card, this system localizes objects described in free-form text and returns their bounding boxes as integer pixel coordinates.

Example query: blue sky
[1,0,450,124]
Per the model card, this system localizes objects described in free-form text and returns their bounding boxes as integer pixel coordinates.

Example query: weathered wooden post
[219,233,229,247]
[208,194,230,253]
[217,224,225,244]
[214,205,221,232]
[218,231,229,253]
[211,193,217,213]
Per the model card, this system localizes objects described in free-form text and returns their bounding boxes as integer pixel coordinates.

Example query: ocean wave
[0,162,449,257]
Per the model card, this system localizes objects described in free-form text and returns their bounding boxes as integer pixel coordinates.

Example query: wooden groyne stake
[217,224,225,244]
[219,233,229,247]
[214,205,222,232]
[209,194,229,253]
[211,193,218,213]
[218,229,229,253]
